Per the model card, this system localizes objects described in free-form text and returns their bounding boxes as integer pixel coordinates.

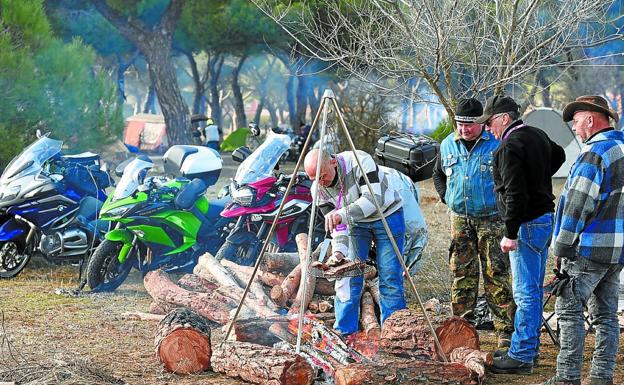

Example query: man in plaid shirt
[541,95,623,385]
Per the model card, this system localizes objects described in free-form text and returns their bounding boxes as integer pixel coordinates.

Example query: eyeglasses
[485,113,505,127]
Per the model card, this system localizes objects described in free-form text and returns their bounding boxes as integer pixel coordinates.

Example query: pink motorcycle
[215,133,323,265]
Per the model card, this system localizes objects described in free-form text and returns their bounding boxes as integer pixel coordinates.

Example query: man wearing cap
[476,95,565,375]
[432,98,515,348]
[539,96,623,385]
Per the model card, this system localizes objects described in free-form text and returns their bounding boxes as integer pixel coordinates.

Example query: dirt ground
[0,159,622,385]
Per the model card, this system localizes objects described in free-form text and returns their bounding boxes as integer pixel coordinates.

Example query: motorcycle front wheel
[0,240,32,279]
[86,240,133,292]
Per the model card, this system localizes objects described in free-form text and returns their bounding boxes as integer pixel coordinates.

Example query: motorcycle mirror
[231,146,252,163]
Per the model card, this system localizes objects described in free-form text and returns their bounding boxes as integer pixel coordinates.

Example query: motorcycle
[215,132,323,266]
[0,135,112,278]
[86,145,232,292]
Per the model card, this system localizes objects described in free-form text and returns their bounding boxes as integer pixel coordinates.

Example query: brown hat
[562,95,619,123]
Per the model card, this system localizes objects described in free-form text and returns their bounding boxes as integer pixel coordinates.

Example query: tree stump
[211,341,315,385]
[154,308,212,374]
[380,310,479,361]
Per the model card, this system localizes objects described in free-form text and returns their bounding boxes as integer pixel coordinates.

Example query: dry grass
[0,174,621,384]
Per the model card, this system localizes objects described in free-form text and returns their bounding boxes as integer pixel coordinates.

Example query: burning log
[270,264,302,307]
[449,347,492,380]
[223,317,281,347]
[177,273,218,293]
[144,270,237,324]
[380,310,480,361]
[211,342,315,385]
[360,291,380,338]
[289,233,317,314]
[154,308,212,374]
[261,251,300,274]
[333,360,474,385]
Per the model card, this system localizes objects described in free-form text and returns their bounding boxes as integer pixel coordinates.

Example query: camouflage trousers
[449,213,515,333]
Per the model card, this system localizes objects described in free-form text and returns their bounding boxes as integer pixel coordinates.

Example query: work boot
[582,378,613,385]
[536,376,581,385]
[497,332,512,348]
[490,354,533,375]
[493,349,539,367]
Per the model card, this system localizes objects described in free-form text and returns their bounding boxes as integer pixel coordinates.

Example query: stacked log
[154,308,212,374]
[143,243,491,384]
[211,342,315,385]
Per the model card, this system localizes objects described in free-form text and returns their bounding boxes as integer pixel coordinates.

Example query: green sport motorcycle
[86,146,231,292]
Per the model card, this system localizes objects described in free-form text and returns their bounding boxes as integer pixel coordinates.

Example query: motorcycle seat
[206,195,230,219]
[174,178,207,210]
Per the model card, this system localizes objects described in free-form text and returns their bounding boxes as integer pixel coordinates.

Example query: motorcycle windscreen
[234,132,291,185]
[113,158,154,201]
[0,137,62,183]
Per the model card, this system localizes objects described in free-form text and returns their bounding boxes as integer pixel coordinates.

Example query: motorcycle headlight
[104,205,130,217]
[231,186,254,206]
[0,185,20,201]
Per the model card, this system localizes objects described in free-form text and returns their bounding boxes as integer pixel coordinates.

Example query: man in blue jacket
[540,95,622,385]
[432,98,515,348]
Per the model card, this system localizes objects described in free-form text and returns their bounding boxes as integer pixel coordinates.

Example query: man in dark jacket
[475,95,565,375]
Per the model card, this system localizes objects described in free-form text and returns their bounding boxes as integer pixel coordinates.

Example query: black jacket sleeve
[498,143,528,239]
[431,151,447,203]
[549,138,566,176]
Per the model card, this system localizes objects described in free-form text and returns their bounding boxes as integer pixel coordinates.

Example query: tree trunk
[211,342,315,385]
[266,100,279,128]
[296,73,309,125]
[307,78,321,119]
[232,55,248,129]
[185,51,207,115]
[143,82,157,114]
[537,69,552,107]
[380,310,480,361]
[144,270,237,325]
[333,361,473,385]
[208,54,224,129]
[254,99,264,125]
[155,308,212,374]
[138,33,190,145]
[287,72,298,129]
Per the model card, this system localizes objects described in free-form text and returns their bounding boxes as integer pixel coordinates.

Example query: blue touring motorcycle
[0,136,112,278]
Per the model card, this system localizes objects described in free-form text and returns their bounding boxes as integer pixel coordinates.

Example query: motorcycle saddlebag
[375,134,439,182]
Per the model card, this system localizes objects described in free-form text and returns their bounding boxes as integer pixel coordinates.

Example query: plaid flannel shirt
[552,129,624,265]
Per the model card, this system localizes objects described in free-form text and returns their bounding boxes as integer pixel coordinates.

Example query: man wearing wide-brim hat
[432,98,515,348]
[476,95,566,375]
[540,95,623,385]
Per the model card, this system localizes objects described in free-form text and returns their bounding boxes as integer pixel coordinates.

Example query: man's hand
[325,212,343,232]
[500,236,517,253]
[326,251,345,267]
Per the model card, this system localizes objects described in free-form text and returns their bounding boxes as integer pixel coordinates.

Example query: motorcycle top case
[375,134,439,182]
[163,145,222,187]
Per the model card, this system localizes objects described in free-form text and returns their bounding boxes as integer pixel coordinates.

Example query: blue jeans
[508,212,553,364]
[334,209,406,335]
[556,257,622,380]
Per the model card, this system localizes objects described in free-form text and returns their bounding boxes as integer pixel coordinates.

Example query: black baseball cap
[475,95,519,124]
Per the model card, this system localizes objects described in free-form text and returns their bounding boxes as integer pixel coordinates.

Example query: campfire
[140,232,492,385]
